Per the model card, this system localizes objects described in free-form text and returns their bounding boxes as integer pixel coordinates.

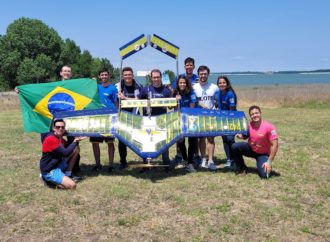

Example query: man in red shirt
[232,105,279,178]
[40,119,85,189]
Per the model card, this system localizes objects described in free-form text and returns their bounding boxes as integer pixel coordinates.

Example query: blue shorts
[42,160,68,185]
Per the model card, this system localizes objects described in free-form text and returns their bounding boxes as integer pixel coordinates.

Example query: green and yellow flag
[18,78,102,133]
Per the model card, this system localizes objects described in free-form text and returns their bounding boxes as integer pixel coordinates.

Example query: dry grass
[236,84,330,108]
[0,86,329,241]
[0,92,19,110]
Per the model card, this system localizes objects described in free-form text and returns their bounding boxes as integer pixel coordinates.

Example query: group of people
[39,58,279,189]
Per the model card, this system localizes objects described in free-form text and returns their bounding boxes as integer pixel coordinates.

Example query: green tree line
[0,17,119,91]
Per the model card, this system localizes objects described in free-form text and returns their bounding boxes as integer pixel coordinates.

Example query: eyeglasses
[55,126,65,129]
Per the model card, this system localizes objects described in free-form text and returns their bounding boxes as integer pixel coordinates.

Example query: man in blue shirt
[139,69,172,170]
[171,57,199,90]
[140,69,171,115]
[90,68,118,172]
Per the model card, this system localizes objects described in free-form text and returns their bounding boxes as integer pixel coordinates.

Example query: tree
[57,38,81,78]
[91,58,119,83]
[164,70,176,84]
[0,17,119,89]
[74,50,93,78]
[0,18,62,88]
[16,54,57,84]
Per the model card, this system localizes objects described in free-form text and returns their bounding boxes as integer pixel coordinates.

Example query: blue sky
[1,0,330,73]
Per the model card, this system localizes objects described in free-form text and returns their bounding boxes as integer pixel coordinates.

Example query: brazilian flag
[18,78,102,133]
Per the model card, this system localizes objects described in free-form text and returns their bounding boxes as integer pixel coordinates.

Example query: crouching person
[232,105,279,178]
[40,119,86,189]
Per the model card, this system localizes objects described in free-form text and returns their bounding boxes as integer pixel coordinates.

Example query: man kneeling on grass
[232,105,279,179]
[40,119,86,189]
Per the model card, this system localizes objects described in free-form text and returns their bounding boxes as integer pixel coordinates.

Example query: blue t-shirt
[171,73,199,89]
[173,91,197,108]
[140,85,171,115]
[98,83,118,109]
[217,89,236,110]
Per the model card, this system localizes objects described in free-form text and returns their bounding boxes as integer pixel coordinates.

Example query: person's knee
[92,143,99,149]
[108,143,115,151]
[67,182,77,189]
[232,143,239,151]
[66,181,76,189]
[62,177,77,189]
[73,146,80,155]
[207,137,215,144]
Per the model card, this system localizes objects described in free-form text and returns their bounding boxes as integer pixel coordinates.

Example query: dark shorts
[89,136,114,143]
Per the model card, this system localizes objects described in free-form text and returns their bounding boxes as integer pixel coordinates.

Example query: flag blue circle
[48,93,75,115]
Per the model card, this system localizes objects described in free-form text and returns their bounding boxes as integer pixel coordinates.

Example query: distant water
[135,73,330,87]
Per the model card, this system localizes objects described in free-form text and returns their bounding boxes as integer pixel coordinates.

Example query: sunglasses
[55,126,65,129]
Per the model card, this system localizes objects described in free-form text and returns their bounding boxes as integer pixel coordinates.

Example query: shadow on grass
[245,166,281,178]
[41,160,282,189]
[79,162,187,183]
[76,158,283,183]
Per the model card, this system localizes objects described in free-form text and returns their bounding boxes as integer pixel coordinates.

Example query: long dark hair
[217,75,238,104]
[173,75,192,96]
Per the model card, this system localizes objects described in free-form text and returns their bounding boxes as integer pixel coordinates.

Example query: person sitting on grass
[232,105,279,178]
[40,119,86,189]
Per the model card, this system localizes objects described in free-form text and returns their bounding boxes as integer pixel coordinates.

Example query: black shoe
[119,162,128,170]
[235,168,247,175]
[108,166,114,173]
[72,166,81,174]
[92,165,102,172]
[70,175,84,182]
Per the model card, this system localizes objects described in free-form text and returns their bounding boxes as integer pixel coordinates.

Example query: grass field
[0,87,329,241]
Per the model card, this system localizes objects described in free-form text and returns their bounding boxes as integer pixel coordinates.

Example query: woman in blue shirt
[217,76,238,168]
[173,75,197,172]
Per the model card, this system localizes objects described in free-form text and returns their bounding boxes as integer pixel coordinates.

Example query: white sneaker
[177,160,187,169]
[224,160,232,167]
[200,158,208,169]
[208,160,217,171]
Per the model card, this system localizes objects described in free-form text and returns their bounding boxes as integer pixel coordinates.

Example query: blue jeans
[232,142,269,178]
[222,135,235,160]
